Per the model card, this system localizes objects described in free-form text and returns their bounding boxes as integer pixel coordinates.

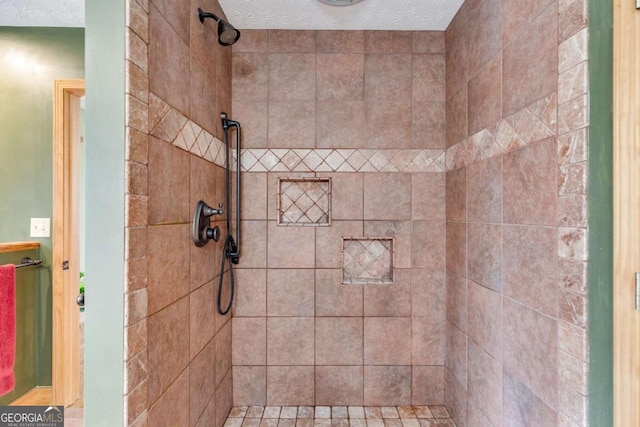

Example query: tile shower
[122,0,590,426]
[232,29,448,409]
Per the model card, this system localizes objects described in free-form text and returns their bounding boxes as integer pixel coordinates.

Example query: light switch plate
[30,218,50,238]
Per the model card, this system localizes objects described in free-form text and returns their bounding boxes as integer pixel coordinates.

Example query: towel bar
[15,257,43,269]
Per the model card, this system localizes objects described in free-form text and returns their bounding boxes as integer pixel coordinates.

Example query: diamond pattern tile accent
[240,149,446,173]
[277,178,331,226]
[342,238,394,285]
[148,100,230,168]
[446,93,558,170]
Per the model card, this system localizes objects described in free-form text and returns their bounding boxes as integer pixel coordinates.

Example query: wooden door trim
[613,1,640,425]
[52,79,85,406]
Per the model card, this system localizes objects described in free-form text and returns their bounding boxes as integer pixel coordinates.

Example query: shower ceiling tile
[218,0,464,31]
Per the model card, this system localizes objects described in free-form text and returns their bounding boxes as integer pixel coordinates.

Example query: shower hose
[217,234,237,315]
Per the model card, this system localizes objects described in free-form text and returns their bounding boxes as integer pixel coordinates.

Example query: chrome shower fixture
[197,8,241,46]
[317,0,366,6]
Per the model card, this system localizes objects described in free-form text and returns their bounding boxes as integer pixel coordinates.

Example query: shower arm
[222,113,241,259]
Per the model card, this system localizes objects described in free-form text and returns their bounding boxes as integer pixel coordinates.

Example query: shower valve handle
[204,203,223,216]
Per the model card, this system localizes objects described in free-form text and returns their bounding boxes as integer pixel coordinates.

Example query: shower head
[197,8,241,46]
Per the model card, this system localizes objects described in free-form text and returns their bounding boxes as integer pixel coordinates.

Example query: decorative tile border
[445,93,558,171]
[277,177,332,226]
[342,237,394,285]
[148,93,232,169]
[241,148,446,173]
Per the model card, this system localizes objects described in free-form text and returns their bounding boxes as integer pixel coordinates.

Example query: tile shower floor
[224,406,456,427]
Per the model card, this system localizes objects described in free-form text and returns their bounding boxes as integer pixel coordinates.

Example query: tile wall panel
[232,29,448,408]
[444,0,589,426]
[124,0,233,425]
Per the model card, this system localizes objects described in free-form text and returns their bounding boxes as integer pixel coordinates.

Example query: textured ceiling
[0,0,84,27]
[0,0,462,31]
[218,0,464,31]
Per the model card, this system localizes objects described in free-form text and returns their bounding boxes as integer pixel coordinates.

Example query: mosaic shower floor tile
[224,406,456,427]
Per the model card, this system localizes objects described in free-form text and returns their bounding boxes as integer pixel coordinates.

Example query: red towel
[0,264,16,397]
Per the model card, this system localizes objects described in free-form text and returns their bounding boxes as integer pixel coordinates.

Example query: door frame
[613,1,640,425]
[52,79,85,406]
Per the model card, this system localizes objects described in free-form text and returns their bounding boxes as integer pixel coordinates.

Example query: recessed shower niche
[277,177,332,226]
[342,237,394,284]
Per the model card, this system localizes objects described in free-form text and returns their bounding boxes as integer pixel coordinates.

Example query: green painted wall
[588,0,614,425]
[0,27,84,399]
[84,0,126,424]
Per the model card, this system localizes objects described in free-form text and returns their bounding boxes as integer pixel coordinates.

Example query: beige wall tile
[503,225,558,316]
[148,137,190,225]
[467,281,502,361]
[446,272,467,333]
[466,156,501,223]
[364,102,413,149]
[316,366,364,405]
[364,317,412,365]
[269,30,316,53]
[267,221,315,268]
[467,224,502,292]
[412,317,445,365]
[233,366,267,406]
[364,366,411,406]
[215,320,233,388]
[467,340,502,426]
[148,369,190,427]
[190,339,217,425]
[269,53,316,101]
[364,174,411,220]
[412,32,445,54]
[364,31,412,54]
[413,54,446,102]
[465,0,501,76]
[267,366,315,405]
[233,269,267,317]
[316,269,363,317]
[189,280,217,359]
[502,138,557,226]
[468,56,502,136]
[412,102,446,149]
[147,224,189,314]
[233,53,269,101]
[502,371,558,426]
[267,269,315,316]
[445,322,467,387]
[268,101,316,148]
[318,31,365,53]
[412,366,444,405]
[363,269,411,316]
[502,3,557,116]
[316,317,364,365]
[233,317,267,365]
[316,101,365,149]
[233,30,269,53]
[267,317,315,365]
[503,298,558,408]
[148,6,189,114]
[147,297,189,403]
[317,54,364,101]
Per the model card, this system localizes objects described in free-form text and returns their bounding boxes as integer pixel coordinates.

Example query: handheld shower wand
[217,112,241,315]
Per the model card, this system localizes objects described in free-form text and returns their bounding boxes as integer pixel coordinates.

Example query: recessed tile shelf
[342,237,394,285]
[277,177,332,226]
